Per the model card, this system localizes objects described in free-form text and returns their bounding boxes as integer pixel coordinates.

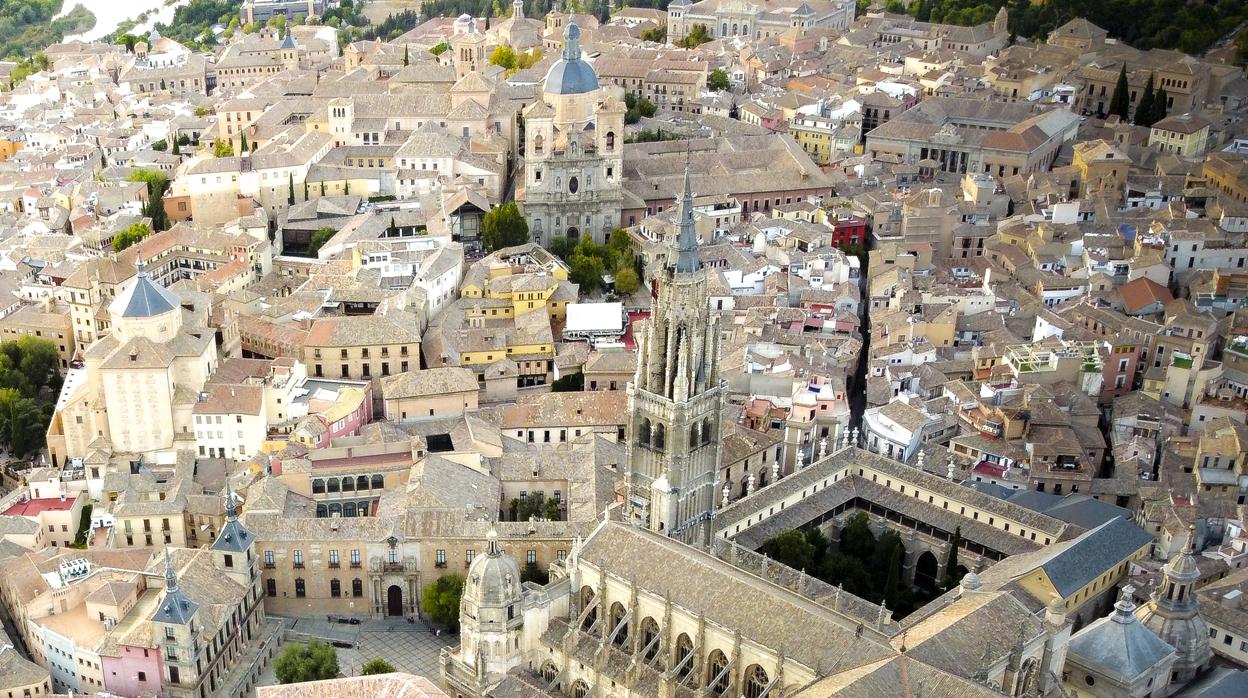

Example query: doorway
[387,584,403,616]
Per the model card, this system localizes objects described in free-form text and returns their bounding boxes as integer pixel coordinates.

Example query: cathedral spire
[224,480,237,521]
[674,148,699,274]
[562,21,582,61]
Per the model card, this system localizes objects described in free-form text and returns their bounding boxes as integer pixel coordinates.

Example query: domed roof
[544,21,599,96]
[464,530,522,607]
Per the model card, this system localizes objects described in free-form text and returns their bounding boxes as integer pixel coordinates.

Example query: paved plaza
[254,614,456,691]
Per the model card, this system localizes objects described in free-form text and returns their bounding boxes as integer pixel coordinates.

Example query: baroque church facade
[520,22,625,246]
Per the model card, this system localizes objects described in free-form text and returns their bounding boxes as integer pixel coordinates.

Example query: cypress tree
[1151,86,1169,126]
[320,181,326,196]
[403,45,410,66]
[240,132,249,152]
[1108,64,1130,120]
[288,173,295,205]
[1134,73,1155,126]
[303,180,309,201]
[171,138,180,156]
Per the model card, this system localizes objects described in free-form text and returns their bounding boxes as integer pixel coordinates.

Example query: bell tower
[624,155,722,547]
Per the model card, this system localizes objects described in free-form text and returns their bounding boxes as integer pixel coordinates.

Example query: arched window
[706,650,730,695]
[328,502,342,516]
[371,474,384,489]
[638,419,651,445]
[690,422,700,448]
[316,503,327,517]
[572,680,589,698]
[702,417,714,445]
[722,23,728,35]
[311,479,325,494]
[744,664,770,698]
[606,131,616,151]
[533,134,544,155]
[674,633,694,677]
[654,423,666,450]
[330,579,341,597]
[357,475,369,490]
[640,617,661,661]
[732,23,739,35]
[609,602,629,647]
[352,579,363,597]
[540,661,559,682]
[327,478,340,493]
[343,501,357,517]
[580,586,597,631]
[341,477,354,492]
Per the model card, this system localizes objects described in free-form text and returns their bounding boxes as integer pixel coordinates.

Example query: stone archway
[743,664,770,698]
[674,633,694,678]
[580,586,597,631]
[915,550,940,592]
[640,617,661,661]
[386,584,403,616]
[566,227,580,243]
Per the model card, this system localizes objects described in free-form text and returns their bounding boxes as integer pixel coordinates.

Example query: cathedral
[623,159,723,547]
[519,21,625,246]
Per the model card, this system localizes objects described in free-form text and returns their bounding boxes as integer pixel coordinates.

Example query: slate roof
[111,264,179,318]
[1040,517,1153,598]
[1067,587,1174,683]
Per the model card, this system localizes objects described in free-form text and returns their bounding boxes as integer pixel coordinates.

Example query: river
[54,0,190,43]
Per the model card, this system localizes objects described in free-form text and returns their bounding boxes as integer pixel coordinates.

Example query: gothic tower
[1135,528,1212,689]
[624,158,722,547]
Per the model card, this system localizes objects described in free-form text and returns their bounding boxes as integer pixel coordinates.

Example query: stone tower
[624,157,722,547]
[445,530,525,695]
[520,21,625,246]
[451,15,486,79]
[1135,528,1212,689]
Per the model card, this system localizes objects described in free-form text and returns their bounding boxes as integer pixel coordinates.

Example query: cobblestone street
[254,615,456,692]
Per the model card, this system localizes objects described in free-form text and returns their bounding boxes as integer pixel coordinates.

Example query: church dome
[544,22,599,96]
[464,530,522,608]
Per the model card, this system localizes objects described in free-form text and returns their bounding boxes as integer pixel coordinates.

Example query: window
[330,579,342,597]
[266,578,276,596]
[329,550,340,567]
[436,549,447,567]
[527,549,537,564]
[295,578,306,597]
[293,550,304,568]
[351,549,361,567]
[353,579,363,597]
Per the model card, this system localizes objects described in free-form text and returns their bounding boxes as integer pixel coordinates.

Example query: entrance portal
[387,584,403,616]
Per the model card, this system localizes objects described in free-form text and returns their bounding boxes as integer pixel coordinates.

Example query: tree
[361,658,396,675]
[614,266,640,295]
[521,561,549,585]
[640,26,666,43]
[422,574,464,630]
[303,180,309,201]
[151,139,167,151]
[430,42,450,56]
[1150,86,1169,125]
[113,223,151,252]
[171,138,180,156]
[288,173,295,206]
[403,45,410,66]
[551,371,584,392]
[274,640,339,684]
[320,181,327,196]
[128,170,170,232]
[308,226,337,256]
[481,201,529,251]
[1134,73,1155,126]
[678,23,711,48]
[214,139,234,157]
[839,512,876,562]
[707,68,730,91]
[942,527,963,590]
[240,132,248,152]
[490,45,518,70]
[568,244,607,293]
[1108,64,1130,120]
[760,530,817,572]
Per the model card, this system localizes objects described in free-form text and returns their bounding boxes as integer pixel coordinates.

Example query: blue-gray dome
[544,21,599,95]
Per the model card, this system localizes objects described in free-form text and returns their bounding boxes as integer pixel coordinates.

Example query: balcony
[263,562,275,570]
[293,562,305,569]
[328,561,340,569]
[350,561,362,569]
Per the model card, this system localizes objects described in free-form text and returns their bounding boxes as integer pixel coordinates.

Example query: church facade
[667,0,854,45]
[520,22,625,246]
